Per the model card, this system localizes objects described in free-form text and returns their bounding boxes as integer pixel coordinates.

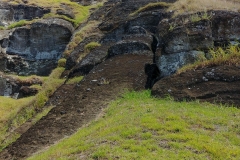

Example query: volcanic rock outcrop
[0,18,74,75]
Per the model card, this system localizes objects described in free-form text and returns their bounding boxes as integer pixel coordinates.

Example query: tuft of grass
[28,90,240,160]
[7,20,31,29]
[190,12,212,22]
[178,45,240,73]
[169,0,240,17]
[129,2,171,16]
[57,58,66,68]
[65,76,83,84]
[84,42,101,53]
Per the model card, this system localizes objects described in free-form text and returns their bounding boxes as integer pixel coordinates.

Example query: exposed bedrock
[1,18,74,75]
[156,10,240,77]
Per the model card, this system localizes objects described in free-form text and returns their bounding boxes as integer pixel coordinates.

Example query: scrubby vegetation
[28,90,240,159]
[178,45,240,73]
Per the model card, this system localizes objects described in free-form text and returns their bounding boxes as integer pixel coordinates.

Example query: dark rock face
[0,3,50,26]
[156,11,240,77]
[3,18,73,75]
[12,4,50,21]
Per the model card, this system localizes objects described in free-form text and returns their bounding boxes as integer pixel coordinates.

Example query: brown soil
[152,65,240,107]
[0,54,152,160]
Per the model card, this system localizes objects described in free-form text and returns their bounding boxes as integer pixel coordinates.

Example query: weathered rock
[0,3,50,26]
[19,86,38,98]
[69,46,108,76]
[156,11,240,77]
[4,18,73,75]
[152,65,240,107]
[159,51,205,77]
[57,4,75,19]
[108,40,152,57]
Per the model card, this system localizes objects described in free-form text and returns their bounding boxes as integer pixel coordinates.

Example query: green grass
[65,76,83,84]
[178,45,240,73]
[84,42,101,52]
[28,90,240,160]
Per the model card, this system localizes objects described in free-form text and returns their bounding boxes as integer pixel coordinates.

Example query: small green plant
[190,12,212,22]
[57,58,66,67]
[169,23,176,31]
[190,14,202,22]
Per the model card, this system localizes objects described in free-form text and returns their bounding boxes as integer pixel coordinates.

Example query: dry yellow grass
[169,0,240,16]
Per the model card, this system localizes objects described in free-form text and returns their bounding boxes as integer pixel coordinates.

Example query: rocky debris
[152,65,240,107]
[2,18,73,75]
[156,10,240,77]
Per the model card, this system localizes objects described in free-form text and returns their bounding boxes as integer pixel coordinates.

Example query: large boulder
[3,18,74,75]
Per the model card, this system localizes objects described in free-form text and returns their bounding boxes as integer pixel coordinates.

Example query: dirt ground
[0,54,153,160]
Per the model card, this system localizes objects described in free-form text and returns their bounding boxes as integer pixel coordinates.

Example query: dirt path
[0,54,152,160]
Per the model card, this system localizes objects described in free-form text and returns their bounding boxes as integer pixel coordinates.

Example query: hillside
[0,0,239,159]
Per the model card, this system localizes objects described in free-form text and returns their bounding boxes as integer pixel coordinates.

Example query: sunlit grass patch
[28,90,240,160]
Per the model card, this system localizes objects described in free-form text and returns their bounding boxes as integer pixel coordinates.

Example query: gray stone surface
[159,51,205,77]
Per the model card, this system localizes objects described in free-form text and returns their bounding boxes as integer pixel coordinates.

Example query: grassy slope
[28,91,240,160]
